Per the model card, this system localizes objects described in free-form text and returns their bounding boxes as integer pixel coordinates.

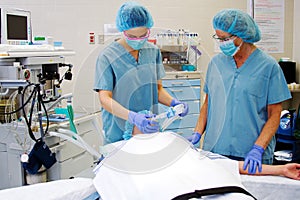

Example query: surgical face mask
[125,38,147,50]
[218,38,242,56]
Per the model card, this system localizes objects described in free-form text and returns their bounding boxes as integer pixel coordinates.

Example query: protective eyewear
[124,29,150,40]
[212,34,235,42]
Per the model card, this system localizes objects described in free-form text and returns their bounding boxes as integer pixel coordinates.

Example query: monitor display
[7,14,28,40]
[0,8,32,45]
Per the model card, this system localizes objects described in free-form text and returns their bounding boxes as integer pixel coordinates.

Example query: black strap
[172,186,257,200]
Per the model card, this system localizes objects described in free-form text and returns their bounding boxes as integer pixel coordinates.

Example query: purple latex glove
[187,132,202,145]
[128,111,159,134]
[243,144,264,174]
[170,99,189,117]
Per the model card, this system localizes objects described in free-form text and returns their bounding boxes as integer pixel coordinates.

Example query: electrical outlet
[98,34,104,44]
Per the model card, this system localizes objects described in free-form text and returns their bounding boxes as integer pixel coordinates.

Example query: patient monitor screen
[7,14,28,40]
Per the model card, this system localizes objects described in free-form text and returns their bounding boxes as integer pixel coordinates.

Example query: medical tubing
[4,90,18,123]
[12,91,19,120]
[20,83,49,142]
[13,121,32,153]
[3,91,19,135]
[23,86,37,141]
[4,90,16,123]
[61,129,96,155]
[161,115,180,131]
[22,84,38,142]
[0,88,9,96]
[49,131,100,158]
[18,116,33,152]
[162,118,173,130]
[38,112,44,139]
[1,85,35,115]
[160,104,184,131]
[161,118,171,131]
[41,97,49,136]
[36,84,49,139]
[45,93,73,112]
[56,128,101,158]
[28,91,37,127]
[4,91,13,117]
[49,131,83,148]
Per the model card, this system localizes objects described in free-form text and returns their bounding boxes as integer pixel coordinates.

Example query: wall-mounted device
[0,7,32,45]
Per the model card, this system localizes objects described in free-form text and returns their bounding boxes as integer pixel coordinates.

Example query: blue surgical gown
[202,49,291,162]
[93,41,165,143]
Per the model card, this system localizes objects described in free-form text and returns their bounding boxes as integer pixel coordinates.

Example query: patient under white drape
[93,132,254,200]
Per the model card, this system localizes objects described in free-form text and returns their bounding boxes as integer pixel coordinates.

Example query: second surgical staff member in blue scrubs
[189,9,291,174]
[94,2,188,144]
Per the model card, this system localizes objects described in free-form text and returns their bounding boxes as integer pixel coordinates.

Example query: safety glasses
[212,34,235,42]
[124,29,150,40]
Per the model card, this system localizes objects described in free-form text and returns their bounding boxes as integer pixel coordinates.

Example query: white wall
[0,0,296,111]
[294,0,300,78]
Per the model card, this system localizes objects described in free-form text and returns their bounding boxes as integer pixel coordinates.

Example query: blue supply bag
[276,107,300,138]
[22,140,57,174]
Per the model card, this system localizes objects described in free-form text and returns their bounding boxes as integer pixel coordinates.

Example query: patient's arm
[238,162,300,180]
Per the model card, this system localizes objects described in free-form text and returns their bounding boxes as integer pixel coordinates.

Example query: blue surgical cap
[116,1,154,32]
[213,9,261,43]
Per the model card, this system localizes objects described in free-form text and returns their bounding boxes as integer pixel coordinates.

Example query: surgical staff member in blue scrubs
[93,2,188,144]
[189,9,291,174]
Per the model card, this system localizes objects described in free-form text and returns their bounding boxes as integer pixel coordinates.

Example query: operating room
[1,0,300,199]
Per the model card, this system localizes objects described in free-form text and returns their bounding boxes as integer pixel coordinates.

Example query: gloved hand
[243,144,264,174]
[187,132,202,145]
[170,99,189,117]
[128,111,159,134]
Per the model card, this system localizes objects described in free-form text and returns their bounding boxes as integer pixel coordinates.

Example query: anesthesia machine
[0,7,102,190]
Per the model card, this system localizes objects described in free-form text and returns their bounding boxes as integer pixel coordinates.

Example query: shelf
[159,45,188,52]
[0,50,75,59]
[290,89,300,93]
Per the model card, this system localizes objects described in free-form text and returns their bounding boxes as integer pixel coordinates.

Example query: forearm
[255,103,281,148]
[98,91,129,120]
[255,119,278,148]
[157,80,173,106]
[239,161,282,176]
[239,162,300,180]
[194,95,208,134]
